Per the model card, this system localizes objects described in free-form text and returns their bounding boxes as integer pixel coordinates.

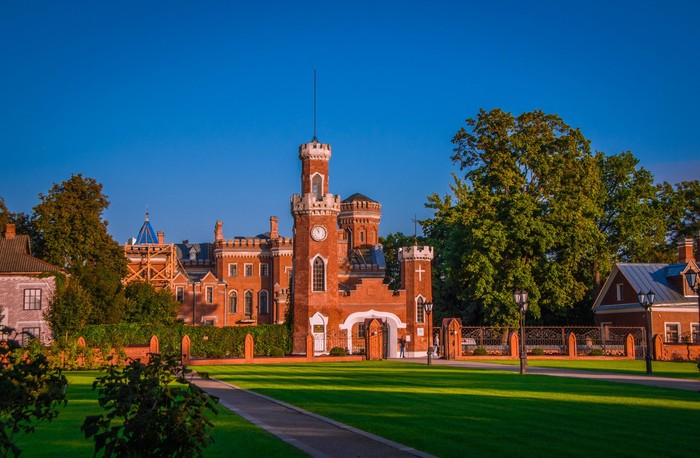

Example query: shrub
[473,346,488,356]
[82,352,218,457]
[531,347,545,356]
[589,348,604,356]
[269,347,285,357]
[329,347,347,356]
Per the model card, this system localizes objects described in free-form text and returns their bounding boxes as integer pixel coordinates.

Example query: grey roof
[342,193,377,203]
[617,263,687,304]
[175,243,211,261]
[0,235,63,274]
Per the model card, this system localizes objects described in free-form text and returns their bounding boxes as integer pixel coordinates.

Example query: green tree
[658,180,700,248]
[0,197,37,246]
[379,232,425,291]
[423,108,602,326]
[0,327,67,458]
[123,281,179,326]
[32,175,127,324]
[82,352,218,457]
[46,280,93,337]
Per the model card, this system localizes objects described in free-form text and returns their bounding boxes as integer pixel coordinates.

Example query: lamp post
[637,290,655,375]
[686,269,699,344]
[423,301,433,366]
[514,290,528,375]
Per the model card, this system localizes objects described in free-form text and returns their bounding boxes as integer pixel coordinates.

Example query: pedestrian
[434,333,440,357]
[399,337,406,358]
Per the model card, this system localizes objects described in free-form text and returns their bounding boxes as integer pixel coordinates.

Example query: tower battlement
[398,245,434,261]
[291,193,341,216]
[299,141,331,160]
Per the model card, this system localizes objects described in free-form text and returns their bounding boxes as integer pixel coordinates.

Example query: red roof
[0,234,63,274]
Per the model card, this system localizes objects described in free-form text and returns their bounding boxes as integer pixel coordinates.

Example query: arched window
[259,290,269,314]
[416,296,425,324]
[312,174,323,201]
[228,291,238,314]
[359,231,365,243]
[244,290,253,317]
[312,257,325,292]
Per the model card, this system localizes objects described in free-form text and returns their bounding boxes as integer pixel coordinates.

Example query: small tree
[82,352,218,457]
[0,327,67,457]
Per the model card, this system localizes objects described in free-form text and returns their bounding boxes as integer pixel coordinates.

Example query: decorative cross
[416,265,425,282]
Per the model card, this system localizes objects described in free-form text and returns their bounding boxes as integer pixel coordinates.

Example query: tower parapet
[291,193,341,216]
[398,245,434,262]
[299,141,331,161]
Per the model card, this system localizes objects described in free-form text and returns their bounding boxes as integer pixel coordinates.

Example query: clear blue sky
[2,1,698,245]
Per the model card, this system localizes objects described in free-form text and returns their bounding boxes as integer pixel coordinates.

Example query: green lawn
[201,362,700,458]
[18,371,306,457]
[472,359,700,379]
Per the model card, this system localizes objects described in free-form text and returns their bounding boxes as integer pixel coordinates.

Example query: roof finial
[413,215,418,246]
[145,206,150,221]
[312,67,318,142]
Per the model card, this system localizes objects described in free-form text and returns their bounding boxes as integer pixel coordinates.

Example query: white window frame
[228,263,238,277]
[21,327,40,345]
[690,322,699,344]
[615,283,624,301]
[311,255,326,292]
[260,263,269,277]
[416,295,426,324]
[205,286,213,304]
[244,263,253,277]
[311,173,324,200]
[244,290,253,317]
[664,322,681,343]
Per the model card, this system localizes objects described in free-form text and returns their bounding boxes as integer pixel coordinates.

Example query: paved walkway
[192,359,699,457]
[192,375,435,458]
[399,358,700,391]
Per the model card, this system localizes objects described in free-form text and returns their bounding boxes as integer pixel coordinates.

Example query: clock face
[311,225,327,241]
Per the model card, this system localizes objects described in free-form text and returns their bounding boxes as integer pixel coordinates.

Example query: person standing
[434,333,440,358]
[399,337,406,358]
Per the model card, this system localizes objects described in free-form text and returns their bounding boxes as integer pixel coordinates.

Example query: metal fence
[460,326,646,356]
[291,330,367,355]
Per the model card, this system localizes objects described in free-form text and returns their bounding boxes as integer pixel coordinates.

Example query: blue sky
[1,1,699,245]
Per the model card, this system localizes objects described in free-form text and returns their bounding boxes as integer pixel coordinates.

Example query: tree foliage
[379,232,426,291]
[123,281,179,326]
[82,352,218,457]
[424,108,700,326]
[0,327,67,457]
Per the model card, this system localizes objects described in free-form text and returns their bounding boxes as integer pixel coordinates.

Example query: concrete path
[192,375,435,458]
[398,358,700,391]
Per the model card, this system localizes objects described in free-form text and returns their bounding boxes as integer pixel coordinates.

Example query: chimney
[4,223,15,239]
[678,238,694,263]
[214,220,224,242]
[157,231,165,244]
[270,216,279,239]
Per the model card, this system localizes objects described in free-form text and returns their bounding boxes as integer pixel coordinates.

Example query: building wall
[0,275,56,344]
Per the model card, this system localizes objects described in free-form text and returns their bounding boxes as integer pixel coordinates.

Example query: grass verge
[201,361,700,458]
[18,371,307,457]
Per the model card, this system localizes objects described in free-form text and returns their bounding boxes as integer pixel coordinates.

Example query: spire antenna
[312,68,318,142]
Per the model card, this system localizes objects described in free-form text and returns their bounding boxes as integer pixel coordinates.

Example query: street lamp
[423,301,433,366]
[637,290,655,375]
[514,290,528,375]
[686,269,699,344]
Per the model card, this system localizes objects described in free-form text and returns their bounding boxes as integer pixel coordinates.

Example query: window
[206,286,213,304]
[23,289,42,310]
[357,322,366,338]
[176,286,184,303]
[615,283,624,301]
[260,263,269,277]
[203,319,215,326]
[22,327,40,346]
[312,174,323,200]
[416,297,425,324]
[244,291,253,317]
[259,290,269,314]
[665,323,680,343]
[228,263,238,277]
[312,257,325,292]
[244,264,253,277]
[691,323,700,344]
[360,231,365,243]
[229,291,238,314]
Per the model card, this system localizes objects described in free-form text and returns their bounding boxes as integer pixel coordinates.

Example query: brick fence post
[509,331,518,358]
[244,334,254,362]
[77,336,86,367]
[181,334,191,365]
[149,335,159,355]
[306,334,315,361]
[624,333,635,359]
[567,332,577,358]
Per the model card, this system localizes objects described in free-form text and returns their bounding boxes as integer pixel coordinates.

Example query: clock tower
[290,138,341,353]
